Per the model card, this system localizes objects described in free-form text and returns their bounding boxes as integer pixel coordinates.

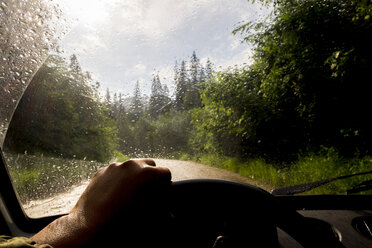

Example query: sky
[57,0,270,97]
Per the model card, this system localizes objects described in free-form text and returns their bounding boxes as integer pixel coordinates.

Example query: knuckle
[140,166,158,178]
[121,159,137,167]
[107,162,118,169]
[93,167,105,177]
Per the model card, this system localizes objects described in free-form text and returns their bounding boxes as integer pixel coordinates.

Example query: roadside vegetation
[4,152,106,203]
[175,149,372,194]
[4,0,372,200]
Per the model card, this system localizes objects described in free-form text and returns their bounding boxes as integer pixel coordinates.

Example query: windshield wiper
[347,179,372,194]
[272,170,372,196]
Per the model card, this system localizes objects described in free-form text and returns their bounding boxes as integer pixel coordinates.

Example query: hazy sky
[58,0,270,96]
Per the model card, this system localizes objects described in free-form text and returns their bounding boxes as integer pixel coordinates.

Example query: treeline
[115,0,372,162]
[5,55,118,162]
[5,51,214,161]
[192,0,372,161]
[104,51,214,157]
[5,0,372,164]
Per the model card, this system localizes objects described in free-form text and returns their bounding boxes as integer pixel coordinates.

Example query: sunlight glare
[59,0,110,26]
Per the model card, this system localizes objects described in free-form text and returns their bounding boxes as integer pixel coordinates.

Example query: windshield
[1,0,372,218]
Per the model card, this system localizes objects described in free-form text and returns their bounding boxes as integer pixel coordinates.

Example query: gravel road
[24,159,265,218]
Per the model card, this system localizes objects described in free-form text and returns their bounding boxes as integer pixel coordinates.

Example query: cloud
[107,0,204,41]
[105,0,262,42]
[63,25,107,56]
[132,63,147,76]
[57,0,269,96]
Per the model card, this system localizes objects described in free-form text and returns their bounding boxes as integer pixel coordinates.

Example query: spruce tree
[150,74,170,118]
[130,81,143,122]
[184,51,202,109]
[174,60,188,111]
[205,58,214,80]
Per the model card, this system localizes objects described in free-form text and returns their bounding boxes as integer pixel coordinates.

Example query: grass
[112,151,130,163]
[5,149,372,206]
[176,150,372,195]
[4,152,106,204]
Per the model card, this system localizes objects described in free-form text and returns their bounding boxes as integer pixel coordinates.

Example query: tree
[191,67,269,158]
[0,0,65,147]
[70,54,83,75]
[201,0,372,160]
[174,60,188,111]
[117,92,126,117]
[205,58,214,80]
[153,110,192,155]
[184,51,202,109]
[5,55,118,162]
[189,51,200,84]
[129,81,144,122]
[149,74,171,118]
[105,88,112,106]
[174,52,206,111]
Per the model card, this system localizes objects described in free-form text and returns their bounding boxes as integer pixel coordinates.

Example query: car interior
[1,0,372,247]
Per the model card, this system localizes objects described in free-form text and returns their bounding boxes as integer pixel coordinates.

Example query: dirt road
[24,159,264,218]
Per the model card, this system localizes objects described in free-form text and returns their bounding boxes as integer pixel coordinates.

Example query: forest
[5,0,372,181]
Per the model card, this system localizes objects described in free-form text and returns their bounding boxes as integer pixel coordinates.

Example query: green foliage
[5,55,118,162]
[186,150,372,195]
[149,74,171,118]
[195,0,372,161]
[191,67,271,157]
[254,0,372,157]
[107,51,212,158]
[5,153,104,203]
[152,110,192,155]
[129,81,144,122]
[5,1,372,197]
[174,52,214,111]
[113,151,130,162]
[116,110,192,157]
[283,149,372,195]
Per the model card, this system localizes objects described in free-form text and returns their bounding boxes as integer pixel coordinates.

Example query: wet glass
[2,0,371,218]
[1,0,270,218]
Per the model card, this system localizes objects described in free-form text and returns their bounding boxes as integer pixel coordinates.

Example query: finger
[132,158,156,167]
[154,166,171,182]
[143,158,156,167]
[141,166,172,184]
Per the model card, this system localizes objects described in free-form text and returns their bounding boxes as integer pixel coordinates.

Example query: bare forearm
[31,160,171,247]
[31,213,93,248]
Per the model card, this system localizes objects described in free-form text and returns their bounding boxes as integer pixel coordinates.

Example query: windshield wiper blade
[272,170,372,196]
[347,179,372,194]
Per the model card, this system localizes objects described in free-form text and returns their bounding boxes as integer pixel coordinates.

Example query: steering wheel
[90,179,344,248]
[168,179,278,247]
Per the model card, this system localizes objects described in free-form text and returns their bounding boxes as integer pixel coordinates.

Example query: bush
[184,149,372,195]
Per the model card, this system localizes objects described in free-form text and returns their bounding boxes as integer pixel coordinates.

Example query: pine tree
[112,92,118,119]
[70,54,82,75]
[189,51,200,84]
[205,58,214,79]
[199,64,206,83]
[151,74,162,96]
[174,60,188,111]
[149,74,170,118]
[184,51,202,109]
[118,92,125,116]
[130,81,143,122]
[105,88,111,106]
